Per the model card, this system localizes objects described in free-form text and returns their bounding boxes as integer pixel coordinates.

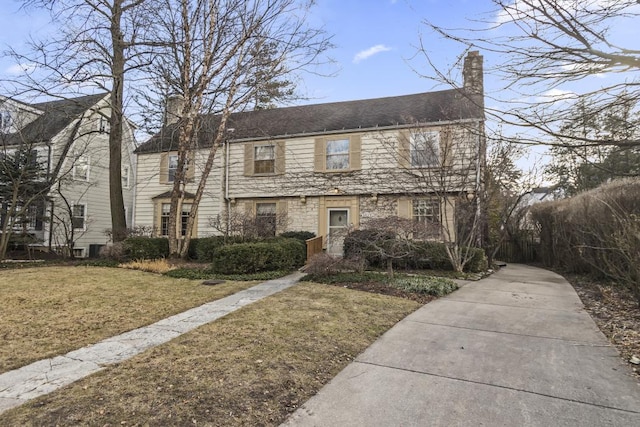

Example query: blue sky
[0,0,491,104]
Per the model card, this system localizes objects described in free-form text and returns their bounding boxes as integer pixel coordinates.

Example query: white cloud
[5,62,36,75]
[353,44,392,64]
[537,88,576,102]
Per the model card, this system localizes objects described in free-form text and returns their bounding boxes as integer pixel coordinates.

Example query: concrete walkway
[0,271,305,414]
[283,264,640,426]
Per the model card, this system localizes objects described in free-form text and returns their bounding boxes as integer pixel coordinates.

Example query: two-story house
[0,93,136,257]
[134,51,485,255]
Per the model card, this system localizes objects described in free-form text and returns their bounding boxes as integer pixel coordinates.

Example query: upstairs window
[167,154,178,182]
[254,145,275,174]
[122,165,130,189]
[0,111,12,132]
[326,139,350,170]
[99,115,110,134]
[73,154,90,181]
[411,131,440,167]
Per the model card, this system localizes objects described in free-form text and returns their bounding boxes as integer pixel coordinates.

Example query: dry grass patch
[119,258,177,274]
[0,266,257,374]
[0,283,420,426]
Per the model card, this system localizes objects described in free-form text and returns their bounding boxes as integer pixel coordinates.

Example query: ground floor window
[412,199,440,238]
[256,202,277,237]
[72,204,86,230]
[160,202,192,237]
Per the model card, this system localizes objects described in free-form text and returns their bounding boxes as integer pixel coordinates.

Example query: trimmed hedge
[123,237,169,260]
[211,238,305,274]
[279,231,316,241]
[188,236,243,262]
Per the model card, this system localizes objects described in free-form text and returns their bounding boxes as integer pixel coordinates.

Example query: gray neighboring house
[0,93,136,257]
[134,51,486,255]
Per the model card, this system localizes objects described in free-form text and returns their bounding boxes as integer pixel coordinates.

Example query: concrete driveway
[283,264,640,426]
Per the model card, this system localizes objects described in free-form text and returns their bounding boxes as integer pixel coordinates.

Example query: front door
[327,208,349,256]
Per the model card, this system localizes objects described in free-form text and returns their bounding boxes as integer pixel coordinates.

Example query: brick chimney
[463,51,483,95]
[165,94,184,126]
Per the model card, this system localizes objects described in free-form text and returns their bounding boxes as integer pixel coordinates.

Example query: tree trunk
[108,0,127,242]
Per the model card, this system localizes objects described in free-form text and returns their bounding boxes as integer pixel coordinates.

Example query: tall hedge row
[531,178,640,303]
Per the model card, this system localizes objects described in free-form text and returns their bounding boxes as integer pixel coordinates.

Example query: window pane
[161,203,170,236]
[168,155,178,182]
[75,155,89,180]
[72,204,85,229]
[255,145,274,160]
[411,131,439,167]
[327,139,349,154]
[256,203,276,236]
[181,204,191,237]
[326,139,350,170]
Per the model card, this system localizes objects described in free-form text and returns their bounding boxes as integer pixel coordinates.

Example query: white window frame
[326,139,350,171]
[412,199,441,238]
[73,154,90,181]
[160,203,171,236]
[0,111,12,132]
[98,115,110,134]
[73,247,86,258]
[72,203,87,231]
[254,145,275,175]
[167,154,178,182]
[122,165,130,189]
[410,130,440,168]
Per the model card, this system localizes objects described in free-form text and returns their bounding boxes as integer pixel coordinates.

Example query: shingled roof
[2,93,107,146]
[136,89,484,154]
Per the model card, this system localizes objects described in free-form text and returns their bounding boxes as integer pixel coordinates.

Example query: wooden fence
[305,235,323,263]
[495,232,540,263]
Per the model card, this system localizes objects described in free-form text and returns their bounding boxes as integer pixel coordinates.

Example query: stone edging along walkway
[0,271,306,414]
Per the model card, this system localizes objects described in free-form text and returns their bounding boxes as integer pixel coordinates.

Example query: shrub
[343,229,395,267]
[189,236,225,262]
[210,238,305,274]
[305,253,364,276]
[279,231,316,241]
[122,237,169,260]
[99,242,126,261]
[391,276,458,296]
[165,268,290,281]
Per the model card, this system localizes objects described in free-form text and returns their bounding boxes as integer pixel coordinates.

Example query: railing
[305,235,323,263]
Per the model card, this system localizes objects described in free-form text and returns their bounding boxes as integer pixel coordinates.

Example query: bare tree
[150,0,331,258]
[419,0,640,150]
[10,0,154,242]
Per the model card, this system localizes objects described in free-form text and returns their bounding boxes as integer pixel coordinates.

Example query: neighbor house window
[326,139,350,170]
[73,154,90,181]
[0,111,12,132]
[256,202,277,237]
[412,199,440,238]
[411,131,440,167]
[72,204,86,230]
[122,166,130,189]
[99,116,110,133]
[254,145,275,174]
[167,154,178,182]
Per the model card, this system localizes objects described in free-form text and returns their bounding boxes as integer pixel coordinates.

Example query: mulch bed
[566,274,640,379]
[326,281,437,304]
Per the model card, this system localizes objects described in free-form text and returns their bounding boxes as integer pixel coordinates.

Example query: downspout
[224,128,235,238]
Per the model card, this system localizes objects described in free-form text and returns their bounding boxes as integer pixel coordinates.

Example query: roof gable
[1,93,108,146]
